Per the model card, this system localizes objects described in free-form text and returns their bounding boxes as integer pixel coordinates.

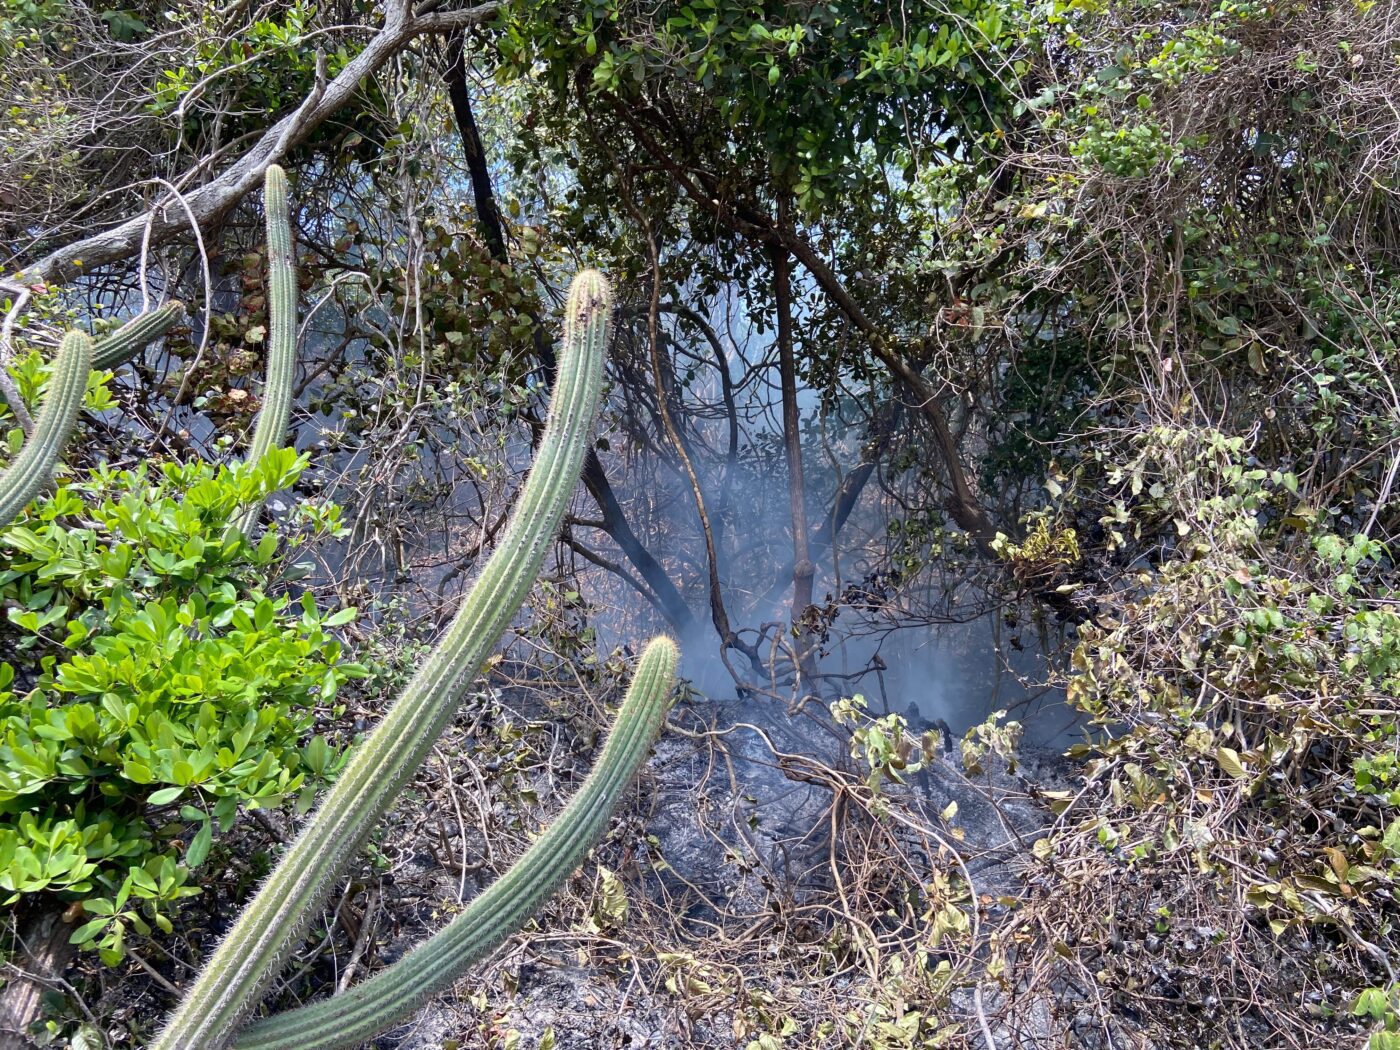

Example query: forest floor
[42,656,1083,1049]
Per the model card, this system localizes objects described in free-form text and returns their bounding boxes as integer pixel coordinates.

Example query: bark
[443,32,506,261]
[0,905,77,1049]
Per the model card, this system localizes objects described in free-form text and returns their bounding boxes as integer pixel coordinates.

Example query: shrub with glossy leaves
[0,447,363,963]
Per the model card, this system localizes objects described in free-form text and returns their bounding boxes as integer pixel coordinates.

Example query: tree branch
[444,32,507,260]
[610,100,1001,551]
[16,1,502,287]
[772,240,816,682]
[440,58,698,636]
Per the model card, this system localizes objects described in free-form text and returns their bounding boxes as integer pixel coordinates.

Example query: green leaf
[1215,747,1247,779]
[1354,986,1389,1019]
[186,820,212,868]
[70,917,112,945]
[324,607,357,627]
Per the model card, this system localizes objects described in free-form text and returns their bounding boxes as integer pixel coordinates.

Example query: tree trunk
[771,244,815,628]
[441,52,698,637]
[0,904,76,1049]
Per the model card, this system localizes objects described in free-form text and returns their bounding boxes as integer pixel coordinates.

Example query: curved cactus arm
[91,301,186,372]
[235,164,299,534]
[233,635,679,1050]
[154,270,613,1050]
[0,332,92,528]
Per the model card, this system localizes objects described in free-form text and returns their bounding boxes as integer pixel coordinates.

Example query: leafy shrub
[1356,985,1400,1050]
[1032,425,1399,1044]
[831,693,938,792]
[0,446,363,963]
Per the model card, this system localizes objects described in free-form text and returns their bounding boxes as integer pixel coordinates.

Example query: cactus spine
[236,165,298,534]
[0,332,91,528]
[232,635,679,1050]
[155,270,614,1050]
[90,301,185,372]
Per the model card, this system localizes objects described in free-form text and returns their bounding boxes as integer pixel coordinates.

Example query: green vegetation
[0,448,356,964]
[1,0,1397,1046]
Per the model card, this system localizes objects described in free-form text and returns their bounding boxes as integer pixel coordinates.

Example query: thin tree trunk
[771,244,815,631]
[659,302,740,549]
[0,905,76,1049]
[625,208,760,676]
[440,51,697,636]
[444,33,506,262]
[758,399,902,612]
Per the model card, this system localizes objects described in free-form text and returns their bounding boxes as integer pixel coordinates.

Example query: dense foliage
[0,0,1397,1045]
[0,436,358,963]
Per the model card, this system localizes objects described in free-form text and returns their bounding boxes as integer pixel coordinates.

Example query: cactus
[1,302,182,528]
[154,269,614,1050]
[236,165,298,534]
[91,301,185,372]
[0,332,92,528]
[232,635,679,1050]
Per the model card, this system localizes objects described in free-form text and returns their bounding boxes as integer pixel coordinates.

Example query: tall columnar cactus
[90,301,186,372]
[236,164,298,534]
[0,332,91,528]
[233,635,679,1050]
[155,270,614,1050]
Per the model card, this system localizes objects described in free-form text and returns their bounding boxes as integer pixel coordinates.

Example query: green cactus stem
[233,634,679,1050]
[154,270,613,1050]
[90,301,185,372]
[236,165,298,534]
[0,332,91,528]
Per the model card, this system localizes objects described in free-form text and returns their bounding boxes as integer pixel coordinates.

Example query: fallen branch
[14,0,501,288]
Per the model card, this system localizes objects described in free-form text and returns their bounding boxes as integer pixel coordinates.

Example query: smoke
[277,257,1080,751]
[571,280,1080,750]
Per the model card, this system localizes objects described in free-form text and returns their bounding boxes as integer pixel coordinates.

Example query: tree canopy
[1,0,1398,1046]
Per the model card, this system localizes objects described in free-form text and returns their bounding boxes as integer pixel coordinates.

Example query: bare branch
[16,1,501,288]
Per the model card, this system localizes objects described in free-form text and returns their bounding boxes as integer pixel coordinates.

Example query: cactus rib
[236,165,298,534]
[233,635,679,1050]
[91,301,185,372]
[0,332,91,528]
[155,270,613,1050]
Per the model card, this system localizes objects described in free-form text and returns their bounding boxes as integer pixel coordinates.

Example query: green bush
[1036,425,1400,1041]
[0,446,364,963]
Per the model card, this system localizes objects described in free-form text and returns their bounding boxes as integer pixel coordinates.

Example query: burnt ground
[359,693,1072,1049]
[16,667,1078,1049]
